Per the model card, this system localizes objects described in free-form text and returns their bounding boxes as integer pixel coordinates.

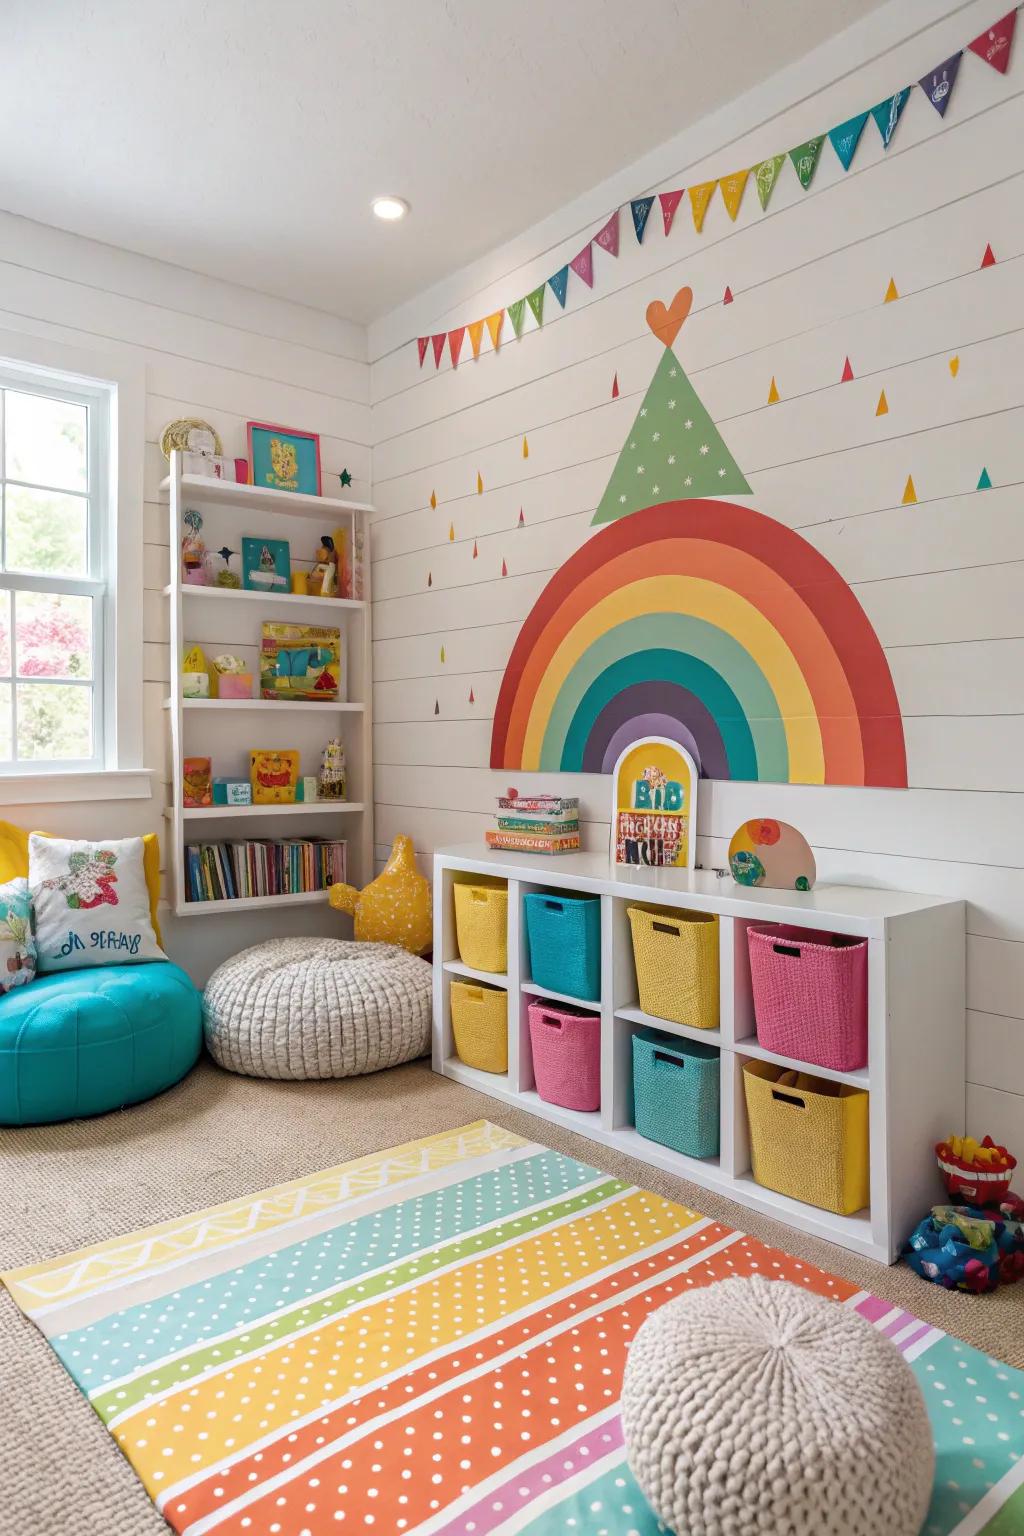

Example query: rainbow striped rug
[4,1120,1023,1535]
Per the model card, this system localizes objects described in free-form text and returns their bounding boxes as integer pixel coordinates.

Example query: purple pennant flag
[919,51,961,117]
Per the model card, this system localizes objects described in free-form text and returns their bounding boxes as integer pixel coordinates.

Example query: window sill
[0,769,153,806]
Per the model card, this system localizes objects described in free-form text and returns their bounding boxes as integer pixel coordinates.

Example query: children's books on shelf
[260,621,340,701]
[184,837,347,903]
[486,829,581,854]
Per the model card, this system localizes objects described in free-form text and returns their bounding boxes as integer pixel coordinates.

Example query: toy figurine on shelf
[318,737,347,800]
[308,535,339,597]
[214,546,241,588]
[181,509,209,585]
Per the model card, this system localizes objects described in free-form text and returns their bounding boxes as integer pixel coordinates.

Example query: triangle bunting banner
[526,284,545,327]
[549,266,569,308]
[689,180,717,232]
[448,327,465,367]
[828,111,868,170]
[968,10,1016,72]
[417,336,429,367]
[570,243,594,287]
[719,168,749,221]
[630,196,655,243]
[920,51,962,116]
[468,319,485,359]
[789,136,824,190]
[870,88,910,147]
[753,155,786,210]
[485,311,504,350]
[595,210,620,256]
[431,334,446,367]
[659,188,684,235]
[507,298,526,338]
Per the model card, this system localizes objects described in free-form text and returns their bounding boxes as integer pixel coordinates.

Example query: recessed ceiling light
[372,196,409,222]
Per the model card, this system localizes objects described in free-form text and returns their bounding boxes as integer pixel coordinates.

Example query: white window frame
[0,328,149,805]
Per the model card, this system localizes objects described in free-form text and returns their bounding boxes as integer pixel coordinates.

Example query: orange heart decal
[646,286,693,348]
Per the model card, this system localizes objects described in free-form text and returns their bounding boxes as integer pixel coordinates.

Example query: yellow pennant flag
[448,521,455,541]
[485,311,504,350]
[477,471,483,494]
[522,435,529,459]
[883,277,899,303]
[767,375,780,405]
[902,474,917,504]
[440,645,446,663]
[876,389,888,416]
[689,180,717,233]
[468,320,485,359]
[429,489,437,510]
[949,355,960,378]
[719,169,749,222]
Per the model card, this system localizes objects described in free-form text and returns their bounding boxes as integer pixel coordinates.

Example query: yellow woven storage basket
[627,905,719,1030]
[453,880,508,973]
[742,1059,870,1216]
[450,980,508,1074]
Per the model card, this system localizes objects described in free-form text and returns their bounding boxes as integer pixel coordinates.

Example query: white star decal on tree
[669,367,678,378]
[699,443,710,455]
[718,466,726,477]
[684,419,693,429]
[619,494,627,503]
[667,400,677,410]
[639,407,648,417]
[629,440,636,450]
[684,475,693,486]
[651,484,660,494]
[636,464,645,474]
[652,431,661,442]
[667,454,676,465]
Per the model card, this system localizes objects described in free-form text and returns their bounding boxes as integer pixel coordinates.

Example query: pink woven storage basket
[527,1000,601,1112]
[746,924,868,1072]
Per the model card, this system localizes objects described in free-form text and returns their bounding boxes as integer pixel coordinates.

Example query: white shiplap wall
[0,211,370,980]
[367,0,1024,1147]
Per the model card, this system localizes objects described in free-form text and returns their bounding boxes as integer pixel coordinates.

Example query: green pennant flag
[592,345,750,525]
[526,284,545,327]
[507,297,526,338]
[789,136,824,190]
[753,154,786,211]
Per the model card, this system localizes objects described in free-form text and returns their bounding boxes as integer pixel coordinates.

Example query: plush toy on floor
[329,833,431,955]
[904,1131,1022,1291]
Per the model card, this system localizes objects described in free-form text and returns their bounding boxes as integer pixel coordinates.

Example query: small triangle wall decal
[522,436,529,458]
[611,372,620,398]
[723,285,734,304]
[427,571,432,587]
[430,490,437,509]
[767,376,780,404]
[476,471,483,494]
[981,243,996,268]
[448,522,455,541]
[949,355,960,377]
[884,277,899,303]
[501,558,508,576]
[440,645,446,663]
[902,474,917,504]
[472,540,478,558]
[434,700,439,716]
[468,688,475,704]
[977,467,992,489]
[876,389,888,416]
[517,508,525,527]
[841,356,854,382]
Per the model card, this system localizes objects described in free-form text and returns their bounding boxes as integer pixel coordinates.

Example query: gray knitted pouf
[621,1274,935,1536]
[202,938,432,1080]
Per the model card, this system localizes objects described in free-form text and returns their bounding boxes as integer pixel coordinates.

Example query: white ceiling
[3,0,889,324]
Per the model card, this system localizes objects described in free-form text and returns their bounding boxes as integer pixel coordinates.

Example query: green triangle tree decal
[592,289,750,525]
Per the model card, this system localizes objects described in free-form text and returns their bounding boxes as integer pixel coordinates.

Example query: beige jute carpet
[2,1055,1022,1536]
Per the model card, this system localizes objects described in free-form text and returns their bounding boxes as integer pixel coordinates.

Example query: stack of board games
[486,790,580,854]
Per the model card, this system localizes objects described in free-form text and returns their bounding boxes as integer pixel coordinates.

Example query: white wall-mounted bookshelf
[433,844,966,1265]
[162,451,373,916]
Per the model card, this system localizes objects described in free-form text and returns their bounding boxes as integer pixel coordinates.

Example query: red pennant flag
[448,327,465,368]
[468,688,475,704]
[659,189,684,236]
[570,243,594,288]
[968,10,1016,73]
[472,539,478,559]
[723,285,734,305]
[417,336,429,367]
[594,211,619,257]
[841,356,854,382]
[517,508,525,527]
[611,372,619,398]
[431,333,446,367]
[981,242,997,268]
[501,558,508,577]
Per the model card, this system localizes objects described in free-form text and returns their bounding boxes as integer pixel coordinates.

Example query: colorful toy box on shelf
[486,787,580,855]
[210,654,253,700]
[937,1134,1017,1205]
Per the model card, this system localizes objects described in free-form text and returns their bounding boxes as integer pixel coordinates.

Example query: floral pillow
[28,835,165,973]
[0,877,36,993]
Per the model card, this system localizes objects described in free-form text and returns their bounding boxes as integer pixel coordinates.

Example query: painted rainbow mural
[490,498,908,786]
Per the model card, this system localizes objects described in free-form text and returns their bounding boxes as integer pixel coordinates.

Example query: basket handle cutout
[773,942,802,957]
[544,899,563,911]
[771,1088,807,1108]
[652,920,681,935]
[466,987,483,1000]
[538,1013,563,1029]
[653,1050,686,1069]
[471,890,489,903]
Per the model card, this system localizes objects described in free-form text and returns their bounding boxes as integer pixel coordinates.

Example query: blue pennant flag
[870,88,910,148]
[920,51,962,117]
[828,110,869,171]
[630,196,655,244]
[549,265,569,308]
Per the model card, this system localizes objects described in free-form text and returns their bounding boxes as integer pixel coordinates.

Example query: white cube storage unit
[433,843,966,1264]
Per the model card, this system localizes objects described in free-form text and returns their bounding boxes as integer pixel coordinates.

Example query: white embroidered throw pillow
[28,834,165,973]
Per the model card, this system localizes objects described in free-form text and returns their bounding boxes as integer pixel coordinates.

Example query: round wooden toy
[728,818,816,891]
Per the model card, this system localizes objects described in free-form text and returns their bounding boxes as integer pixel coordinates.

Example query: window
[0,369,110,772]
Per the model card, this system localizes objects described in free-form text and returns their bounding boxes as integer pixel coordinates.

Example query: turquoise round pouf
[0,962,202,1126]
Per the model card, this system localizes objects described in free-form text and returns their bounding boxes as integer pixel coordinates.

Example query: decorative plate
[160,417,223,459]
[728,818,816,891]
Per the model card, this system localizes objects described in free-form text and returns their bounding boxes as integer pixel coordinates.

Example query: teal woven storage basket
[631,1027,720,1160]
[523,891,601,1001]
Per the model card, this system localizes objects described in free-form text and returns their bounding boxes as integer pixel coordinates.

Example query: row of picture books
[486,791,580,854]
[184,837,347,903]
